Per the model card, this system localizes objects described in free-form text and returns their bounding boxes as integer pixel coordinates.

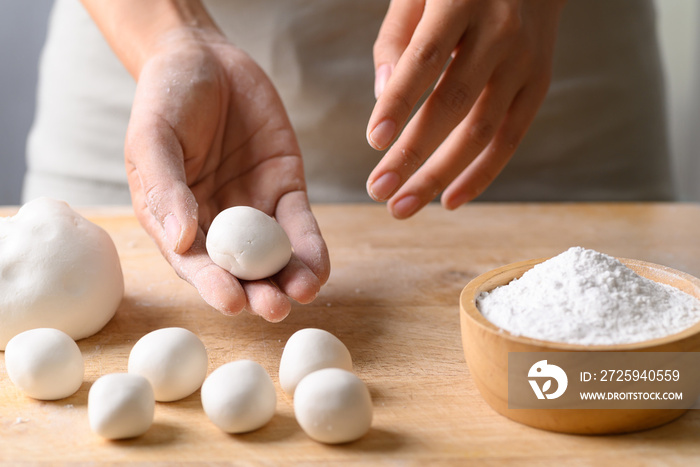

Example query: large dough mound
[0,198,124,349]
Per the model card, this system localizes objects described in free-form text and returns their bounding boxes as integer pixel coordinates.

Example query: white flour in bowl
[477,247,700,345]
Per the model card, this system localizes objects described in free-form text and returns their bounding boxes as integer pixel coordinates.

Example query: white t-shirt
[24,0,674,205]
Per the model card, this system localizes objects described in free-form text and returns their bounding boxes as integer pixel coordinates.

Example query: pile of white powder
[477,247,700,345]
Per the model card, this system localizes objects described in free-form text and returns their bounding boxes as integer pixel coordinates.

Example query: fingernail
[392,195,421,219]
[368,119,396,150]
[368,171,400,201]
[374,64,392,99]
[164,214,181,250]
[444,192,469,210]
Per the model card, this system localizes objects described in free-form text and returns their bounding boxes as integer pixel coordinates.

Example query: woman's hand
[81,1,329,321]
[125,30,330,322]
[366,0,566,218]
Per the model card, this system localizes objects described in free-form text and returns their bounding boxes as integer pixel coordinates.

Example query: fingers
[126,103,199,256]
[367,0,471,151]
[128,166,249,315]
[213,187,331,321]
[441,77,551,209]
[157,217,295,321]
[367,29,504,212]
[165,232,248,315]
[384,72,549,218]
[149,225,290,322]
[131,184,293,320]
[367,0,563,217]
[372,0,424,98]
[272,190,331,304]
[242,281,291,323]
[383,70,521,218]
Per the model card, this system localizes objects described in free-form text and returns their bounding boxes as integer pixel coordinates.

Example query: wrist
[81,0,225,78]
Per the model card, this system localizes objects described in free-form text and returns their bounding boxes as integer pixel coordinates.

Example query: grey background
[0,0,53,205]
[1,1,698,205]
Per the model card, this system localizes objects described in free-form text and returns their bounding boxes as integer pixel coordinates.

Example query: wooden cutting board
[2,203,700,464]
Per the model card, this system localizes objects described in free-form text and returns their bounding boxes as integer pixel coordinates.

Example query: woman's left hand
[366,0,566,218]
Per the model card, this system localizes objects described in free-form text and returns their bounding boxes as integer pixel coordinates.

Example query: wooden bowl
[460,258,700,434]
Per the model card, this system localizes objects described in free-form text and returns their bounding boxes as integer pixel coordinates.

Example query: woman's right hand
[81,0,330,321]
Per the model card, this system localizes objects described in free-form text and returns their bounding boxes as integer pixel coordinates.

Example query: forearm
[80,0,222,78]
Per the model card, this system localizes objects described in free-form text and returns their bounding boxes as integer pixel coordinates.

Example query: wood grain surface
[1,203,700,465]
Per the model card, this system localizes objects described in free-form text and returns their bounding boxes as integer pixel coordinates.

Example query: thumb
[373,0,424,98]
[125,116,199,255]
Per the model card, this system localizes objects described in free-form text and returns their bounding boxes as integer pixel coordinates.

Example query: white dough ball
[201,360,277,433]
[0,197,124,350]
[4,328,84,400]
[205,206,292,281]
[294,368,373,444]
[88,373,155,440]
[279,328,353,396]
[128,327,208,402]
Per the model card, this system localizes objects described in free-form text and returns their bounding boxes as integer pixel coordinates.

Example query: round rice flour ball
[201,360,277,433]
[128,327,208,402]
[294,368,373,444]
[5,328,84,400]
[279,328,353,396]
[88,373,155,440]
[206,206,292,281]
[0,197,124,349]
